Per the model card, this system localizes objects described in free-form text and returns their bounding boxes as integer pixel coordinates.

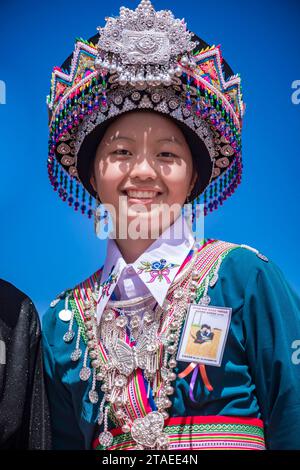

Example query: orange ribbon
[179,362,213,393]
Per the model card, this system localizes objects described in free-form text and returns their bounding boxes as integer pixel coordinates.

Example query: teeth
[126,190,159,198]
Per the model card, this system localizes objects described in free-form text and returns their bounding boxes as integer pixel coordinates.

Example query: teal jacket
[42,243,300,449]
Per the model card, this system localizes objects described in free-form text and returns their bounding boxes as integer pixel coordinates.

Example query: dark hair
[200,324,211,330]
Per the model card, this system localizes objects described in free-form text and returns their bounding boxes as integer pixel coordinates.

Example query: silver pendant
[50,298,61,308]
[63,330,75,343]
[89,389,99,404]
[59,309,73,322]
[50,290,67,307]
[79,367,91,381]
[200,294,211,305]
[131,411,165,448]
[99,431,114,448]
[70,348,82,361]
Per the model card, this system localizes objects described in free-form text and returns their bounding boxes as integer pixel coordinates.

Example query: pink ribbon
[147,268,171,284]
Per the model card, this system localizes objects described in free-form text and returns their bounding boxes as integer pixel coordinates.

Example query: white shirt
[96,213,195,324]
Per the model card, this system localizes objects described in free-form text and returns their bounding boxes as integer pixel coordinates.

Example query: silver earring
[94,197,109,236]
[94,201,101,235]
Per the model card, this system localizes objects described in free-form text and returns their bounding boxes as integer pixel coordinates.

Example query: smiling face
[90,111,198,238]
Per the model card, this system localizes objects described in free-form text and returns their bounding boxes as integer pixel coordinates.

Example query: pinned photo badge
[177,303,232,367]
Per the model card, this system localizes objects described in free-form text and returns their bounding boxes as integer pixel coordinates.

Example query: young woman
[43,0,300,450]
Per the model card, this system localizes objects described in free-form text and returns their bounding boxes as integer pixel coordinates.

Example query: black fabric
[0,280,52,449]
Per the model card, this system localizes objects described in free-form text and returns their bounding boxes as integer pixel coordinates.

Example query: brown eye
[158,152,177,158]
[113,149,132,156]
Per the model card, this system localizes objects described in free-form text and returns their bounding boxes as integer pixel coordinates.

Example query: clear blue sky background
[0,0,299,316]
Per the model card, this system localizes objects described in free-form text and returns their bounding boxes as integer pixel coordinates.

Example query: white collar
[96,213,195,324]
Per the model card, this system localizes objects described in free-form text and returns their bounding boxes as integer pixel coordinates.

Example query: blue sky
[0,0,299,316]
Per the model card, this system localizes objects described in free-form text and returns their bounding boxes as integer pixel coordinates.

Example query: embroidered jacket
[42,221,300,450]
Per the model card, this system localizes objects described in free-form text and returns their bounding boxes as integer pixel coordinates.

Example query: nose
[129,155,157,180]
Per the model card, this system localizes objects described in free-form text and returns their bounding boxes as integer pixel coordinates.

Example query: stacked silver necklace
[82,244,200,450]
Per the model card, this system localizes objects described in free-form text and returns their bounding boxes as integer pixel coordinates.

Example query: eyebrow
[109,135,183,145]
[110,135,135,142]
[157,137,183,146]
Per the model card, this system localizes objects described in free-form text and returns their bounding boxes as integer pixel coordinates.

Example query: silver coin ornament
[63,330,75,343]
[200,294,211,305]
[99,431,114,448]
[59,309,73,322]
[79,367,91,381]
[71,348,82,361]
[89,390,99,404]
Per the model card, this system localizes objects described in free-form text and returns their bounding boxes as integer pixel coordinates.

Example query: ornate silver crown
[95,0,198,87]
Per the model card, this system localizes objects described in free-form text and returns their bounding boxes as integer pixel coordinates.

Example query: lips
[126,190,160,198]
[121,188,163,199]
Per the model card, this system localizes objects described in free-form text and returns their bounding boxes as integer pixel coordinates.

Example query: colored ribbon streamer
[179,362,213,401]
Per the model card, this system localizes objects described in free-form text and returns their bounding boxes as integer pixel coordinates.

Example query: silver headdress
[95,0,198,87]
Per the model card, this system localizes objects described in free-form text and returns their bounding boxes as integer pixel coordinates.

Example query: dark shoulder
[0,279,36,329]
[0,278,27,305]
